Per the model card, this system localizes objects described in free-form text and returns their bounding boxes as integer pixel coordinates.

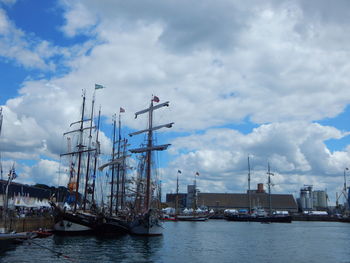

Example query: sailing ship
[96,111,130,235]
[51,89,127,235]
[51,91,98,234]
[128,96,173,235]
[225,162,292,223]
[176,172,209,221]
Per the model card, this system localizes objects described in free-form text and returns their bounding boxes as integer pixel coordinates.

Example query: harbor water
[1,220,350,263]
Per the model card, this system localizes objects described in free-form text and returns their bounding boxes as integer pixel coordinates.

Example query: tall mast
[0,108,3,183]
[60,92,97,212]
[344,168,348,197]
[115,113,122,214]
[0,108,5,221]
[120,138,128,210]
[248,156,251,214]
[83,93,95,211]
[0,108,3,185]
[193,173,198,210]
[267,163,274,215]
[145,100,154,211]
[110,115,117,216]
[176,171,179,215]
[129,98,173,212]
[74,92,86,212]
[91,107,101,204]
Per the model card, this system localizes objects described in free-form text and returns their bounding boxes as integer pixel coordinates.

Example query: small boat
[176,215,208,221]
[33,229,53,238]
[161,214,177,221]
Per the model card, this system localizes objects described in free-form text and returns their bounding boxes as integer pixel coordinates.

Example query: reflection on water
[1,221,350,263]
[50,234,163,263]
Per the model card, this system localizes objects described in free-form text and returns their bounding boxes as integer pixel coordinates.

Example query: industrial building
[166,183,298,213]
[297,185,328,211]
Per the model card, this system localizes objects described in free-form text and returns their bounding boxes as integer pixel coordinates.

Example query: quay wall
[0,216,54,232]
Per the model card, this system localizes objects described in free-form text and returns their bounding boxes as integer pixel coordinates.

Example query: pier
[0,215,53,232]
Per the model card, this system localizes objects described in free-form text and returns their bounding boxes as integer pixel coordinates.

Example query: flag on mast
[152,95,160,103]
[196,172,199,176]
[120,107,125,113]
[178,170,182,174]
[95,84,105,90]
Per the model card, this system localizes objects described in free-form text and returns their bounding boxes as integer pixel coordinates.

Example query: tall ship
[128,96,173,235]
[225,161,292,223]
[51,89,128,235]
[51,90,99,234]
[96,110,130,234]
[176,172,209,221]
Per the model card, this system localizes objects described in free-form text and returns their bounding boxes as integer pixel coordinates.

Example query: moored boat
[176,215,209,221]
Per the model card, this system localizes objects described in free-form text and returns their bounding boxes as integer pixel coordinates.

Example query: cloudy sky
[1,0,350,205]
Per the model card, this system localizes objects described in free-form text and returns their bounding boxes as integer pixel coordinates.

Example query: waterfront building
[166,183,298,213]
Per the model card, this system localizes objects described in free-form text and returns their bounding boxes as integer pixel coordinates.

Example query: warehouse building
[166,183,298,213]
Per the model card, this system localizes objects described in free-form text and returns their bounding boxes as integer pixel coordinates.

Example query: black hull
[94,216,129,235]
[225,215,292,223]
[53,209,129,235]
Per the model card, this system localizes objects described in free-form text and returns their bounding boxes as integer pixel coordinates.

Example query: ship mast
[73,92,86,212]
[120,138,128,210]
[61,91,96,212]
[129,97,173,212]
[115,113,122,214]
[83,93,96,211]
[91,107,101,204]
[175,170,180,216]
[267,163,274,216]
[248,156,251,214]
[109,114,117,216]
[0,108,4,204]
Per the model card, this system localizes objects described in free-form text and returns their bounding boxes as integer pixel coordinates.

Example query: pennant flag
[178,170,182,174]
[196,172,200,176]
[12,170,17,179]
[9,166,17,179]
[120,107,125,113]
[95,84,105,90]
[152,95,160,103]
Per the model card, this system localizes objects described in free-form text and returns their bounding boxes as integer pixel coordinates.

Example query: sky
[1,0,350,205]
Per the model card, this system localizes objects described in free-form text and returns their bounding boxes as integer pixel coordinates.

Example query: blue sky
[1,0,350,205]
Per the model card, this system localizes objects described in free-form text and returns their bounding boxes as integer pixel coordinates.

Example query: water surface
[1,221,349,263]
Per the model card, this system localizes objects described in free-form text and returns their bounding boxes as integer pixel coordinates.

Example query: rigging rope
[27,239,78,262]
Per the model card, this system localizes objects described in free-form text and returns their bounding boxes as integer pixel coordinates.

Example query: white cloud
[19,159,63,186]
[161,122,350,203]
[1,1,350,203]
[59,1,97,37]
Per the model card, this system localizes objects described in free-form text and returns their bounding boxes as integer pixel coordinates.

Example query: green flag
[95,84,105,90]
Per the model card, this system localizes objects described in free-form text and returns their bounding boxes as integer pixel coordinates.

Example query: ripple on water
[1,221,350,263]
